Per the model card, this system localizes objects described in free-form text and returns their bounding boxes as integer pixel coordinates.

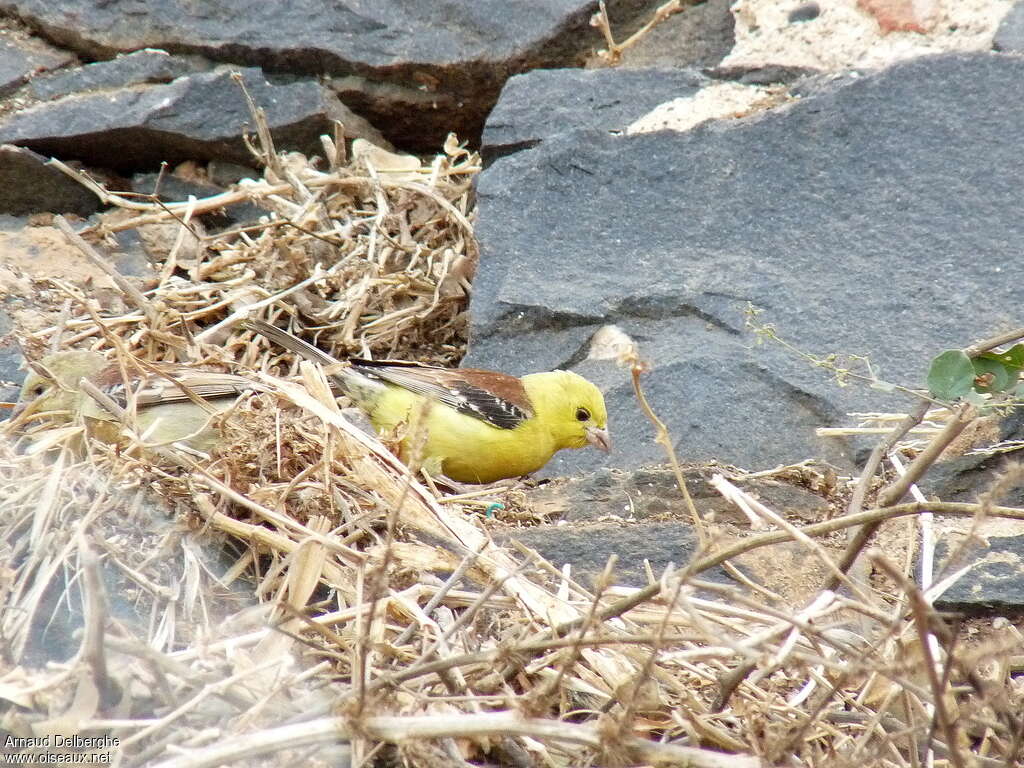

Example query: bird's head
[525,370,611,454]
[11,350,108,424]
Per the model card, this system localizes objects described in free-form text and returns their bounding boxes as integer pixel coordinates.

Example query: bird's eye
[575,407,591,422]
[30,385,44,397]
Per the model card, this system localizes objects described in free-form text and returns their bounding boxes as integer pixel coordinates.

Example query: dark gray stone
[921,410,1024,508]
[0,67,351,171]
[613,0,735,70]
[470,53,1024,474]
[206,159,260,186]
[528,466,831,524]
[507,521,730,589]
[0,308,19,409]
[993,1,1024,52]
[29,49,209,101]
[0,33,73,96]
[0,0,654,149]
[0,144,102,216]
[708,63,820,86]
[2,0,589,68]
[108,236,156,278]
[511,464,836,593]
[934,536,1024,616]
[482,67,708,162]
[788,3,821,23]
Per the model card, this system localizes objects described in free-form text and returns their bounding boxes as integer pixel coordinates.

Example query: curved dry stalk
[149,711,759,768]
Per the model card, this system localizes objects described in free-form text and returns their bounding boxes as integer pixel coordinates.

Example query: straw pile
[1,105,1022,768]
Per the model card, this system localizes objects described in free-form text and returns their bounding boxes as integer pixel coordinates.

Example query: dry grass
[1,103,1022,768]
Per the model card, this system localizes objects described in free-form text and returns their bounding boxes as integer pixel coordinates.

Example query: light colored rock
[723,0,1013,72]
[627,81,790,135]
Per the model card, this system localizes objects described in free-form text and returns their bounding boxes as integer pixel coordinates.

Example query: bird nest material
[1,106,1022,767]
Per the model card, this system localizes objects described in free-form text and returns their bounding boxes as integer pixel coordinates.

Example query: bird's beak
[585,426,612,453]
[5,399,36,431]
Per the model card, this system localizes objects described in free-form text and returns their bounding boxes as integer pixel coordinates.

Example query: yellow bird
[10,350,260,453]
[245,319,611,483]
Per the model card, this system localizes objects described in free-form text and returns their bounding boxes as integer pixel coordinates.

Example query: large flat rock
[0,67,361,170]
[469,53,1024,476]
[2,0,661,149]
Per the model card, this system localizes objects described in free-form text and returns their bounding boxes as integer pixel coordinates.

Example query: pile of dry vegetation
[1,101,1022,768]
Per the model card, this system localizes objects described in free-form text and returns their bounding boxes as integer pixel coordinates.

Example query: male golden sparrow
[245,319,611,483]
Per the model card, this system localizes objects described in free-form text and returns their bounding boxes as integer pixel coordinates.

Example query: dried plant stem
[695,499,1023,575]
[964,327,1024,356]
[830,402,976,590]
[872,555,964,768]
[846,400,931,519]
[232,71,280,177]
[594,0,692,64]
[842,323,1024,523]
[78,537,116,706]
[630,361,706,547]
[711,475,871,603]
[391,542,485,647]
[150,711,758,768]
[537,558,618,705]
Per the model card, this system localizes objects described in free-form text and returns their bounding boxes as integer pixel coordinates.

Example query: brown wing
[90,364,261,410]
[245,320,534,430]
[351,359,534,429]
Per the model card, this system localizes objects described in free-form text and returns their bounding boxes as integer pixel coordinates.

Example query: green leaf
[980,343,1024,371]
[1006,343,1024,367]
[971,357,1013,393]
[927,350,975,400]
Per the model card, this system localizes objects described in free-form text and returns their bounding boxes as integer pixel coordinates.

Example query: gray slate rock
[921,408,1024,508]
[513,466,832,590]
[0,144,101,216]
[0,306,19,407]
[614,0,735,70]
[469,53,1024,476]
[483,67,708,162]
[788,3,822,23]
[1,0,650,149]
[528,467,830,524]
[2,0,593,68]
[29,49,210,101]
[508,521,725,589]
[993,1,1024,51]
[0,67,368,171]
[708,63,821,85]
[0,32,74,96]
[934,536,1024,616]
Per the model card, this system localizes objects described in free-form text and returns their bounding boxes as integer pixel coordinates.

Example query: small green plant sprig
[745,304,930,400]
[927,345,1024,401]
[746,304,1024,407]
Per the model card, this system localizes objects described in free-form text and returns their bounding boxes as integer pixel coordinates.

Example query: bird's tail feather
[243,318,384,404]
[244,319,339,368]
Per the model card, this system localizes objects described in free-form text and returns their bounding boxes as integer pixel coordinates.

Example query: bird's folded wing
[244,318,535,430]
[351,361,534,430]
[91,366,263,410]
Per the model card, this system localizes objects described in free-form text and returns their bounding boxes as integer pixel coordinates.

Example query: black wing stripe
[449,385,529,429]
